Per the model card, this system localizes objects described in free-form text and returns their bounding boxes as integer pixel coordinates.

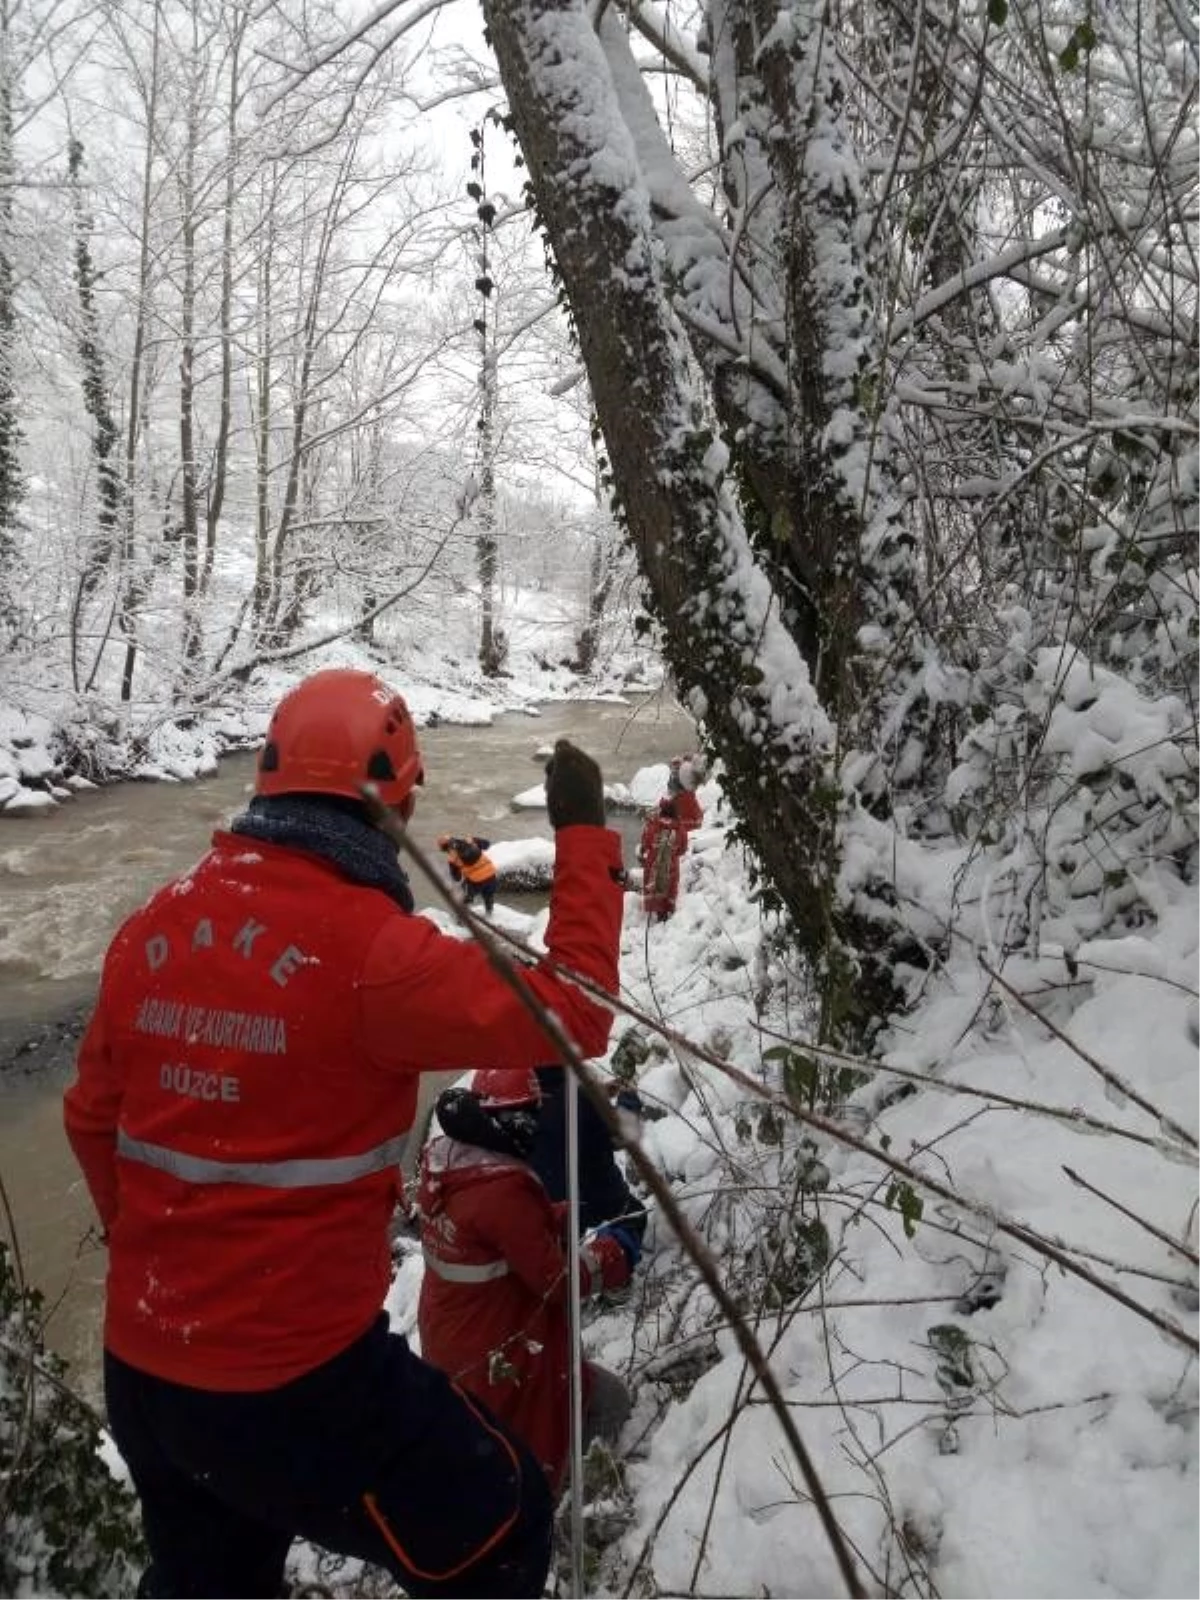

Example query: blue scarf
[231,794,414,912]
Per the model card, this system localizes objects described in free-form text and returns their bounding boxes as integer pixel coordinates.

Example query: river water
[0,692,694,1396]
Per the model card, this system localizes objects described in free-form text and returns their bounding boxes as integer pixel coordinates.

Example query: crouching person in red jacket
[62,667,625,1600]
[418,1069,637,1495]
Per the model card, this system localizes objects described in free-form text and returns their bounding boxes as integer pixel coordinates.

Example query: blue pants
[105,1316,552,1599]
[464,877,496,914]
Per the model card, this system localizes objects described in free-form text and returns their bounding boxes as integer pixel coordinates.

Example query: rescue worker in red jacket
[437,833,498,915]
[667,754,705,834]
[639,797,690,920]
[62,666,625,1600]
[417,1068,638,1494]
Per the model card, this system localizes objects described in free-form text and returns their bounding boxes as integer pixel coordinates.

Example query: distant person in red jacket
[418,1068,637,1494]
[667,753,705,834]
[640,797,689,919]
[437,834,498,915]
[62,666,625,1600]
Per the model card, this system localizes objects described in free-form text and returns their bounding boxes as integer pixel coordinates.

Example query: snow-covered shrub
[594,772,1197,1600]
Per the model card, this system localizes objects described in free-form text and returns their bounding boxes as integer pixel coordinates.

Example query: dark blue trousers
[531,1066,647,1242]
[105,1316,552,1599]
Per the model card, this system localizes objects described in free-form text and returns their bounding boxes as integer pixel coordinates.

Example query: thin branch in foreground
[752,1018,1175,1156]
[980,958,1198,1152]
[1063,1165,1200,1268]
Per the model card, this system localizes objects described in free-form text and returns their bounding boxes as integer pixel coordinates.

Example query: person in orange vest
[417,1068,637,1495]
[437,834,498,915]
[639,797,689,920]
[62,666,625,1600]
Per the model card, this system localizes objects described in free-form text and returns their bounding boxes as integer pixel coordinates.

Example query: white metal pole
[565,1067,585,1597]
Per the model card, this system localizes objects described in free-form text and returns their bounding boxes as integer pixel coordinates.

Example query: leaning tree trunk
[483,0,928,1036]
[481,0,900,1036]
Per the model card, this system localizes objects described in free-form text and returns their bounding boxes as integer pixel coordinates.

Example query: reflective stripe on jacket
[422,1246,510,1283]
[64,824,625,1392]
[417,1136,575,1489]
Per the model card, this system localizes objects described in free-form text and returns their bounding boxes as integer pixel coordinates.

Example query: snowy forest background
[0,0,1197,1595]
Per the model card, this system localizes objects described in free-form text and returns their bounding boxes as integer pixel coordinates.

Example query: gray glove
[544,739,606,829]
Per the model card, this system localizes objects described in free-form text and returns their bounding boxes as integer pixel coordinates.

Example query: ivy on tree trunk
[480,0,914,1041]
[68,137,122,602]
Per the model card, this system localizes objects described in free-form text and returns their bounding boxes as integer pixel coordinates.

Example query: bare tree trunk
[67,134,126,695]
[177,8,202,667]
[251,166,276,626]
[472,121,504,676]
[574,464,613,674]
[68,137,122,600]
[262,143,358,646]
[573,542,610,674]
[200,3,245,600]
[0,0,23,633]
[117,0,163,705]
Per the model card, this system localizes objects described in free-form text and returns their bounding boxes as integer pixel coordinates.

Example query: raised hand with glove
[544,739,606,829]
[580,1222,641,1294]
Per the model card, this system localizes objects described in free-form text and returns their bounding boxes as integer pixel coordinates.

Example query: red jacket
[417,1136,627,1491]
[640,813,688,915]
[63,824,623,1392]
[673,789,703,833]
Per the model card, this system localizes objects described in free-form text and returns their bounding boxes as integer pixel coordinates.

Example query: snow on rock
[134,722,221,783]
[0,705,63,808]
[630,762,670,805]
[3,785,58,816]
[510,779,640,813]
[488,836,554,889]
[416,899,538,943]
[511,783,549,811]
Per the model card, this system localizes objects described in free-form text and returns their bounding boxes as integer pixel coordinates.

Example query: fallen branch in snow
[1063,1165,1200,1268]
[362,786,868,1600]
[979,958,1198,1152]
[867,1189,1193,1292]
[751,1020,1173,1156]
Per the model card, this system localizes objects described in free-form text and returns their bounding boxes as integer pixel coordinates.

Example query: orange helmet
[256,668,424,807]
[474,1067,541,1112]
